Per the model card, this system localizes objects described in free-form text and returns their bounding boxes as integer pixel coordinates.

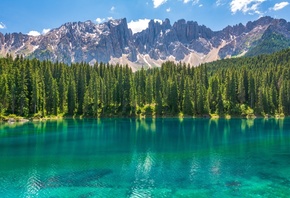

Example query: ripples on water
[0,118,290,197]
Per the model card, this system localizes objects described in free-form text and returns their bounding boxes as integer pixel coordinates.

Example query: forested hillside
[0,49,290,119]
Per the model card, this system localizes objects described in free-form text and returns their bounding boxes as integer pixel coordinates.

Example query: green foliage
[246,33,290,57]
[0,49,290,118]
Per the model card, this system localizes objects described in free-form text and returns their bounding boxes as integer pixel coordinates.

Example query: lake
[0,118,290,197]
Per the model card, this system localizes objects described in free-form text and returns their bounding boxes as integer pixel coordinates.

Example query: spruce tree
[183,78,193,116]
[67,77,76,116]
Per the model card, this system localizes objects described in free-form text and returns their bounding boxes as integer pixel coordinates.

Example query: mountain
[1,16,290,69]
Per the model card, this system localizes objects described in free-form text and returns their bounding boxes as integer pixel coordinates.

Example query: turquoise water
[0,118,290,197]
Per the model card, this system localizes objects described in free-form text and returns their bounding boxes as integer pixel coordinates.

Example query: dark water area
[0,118,290,197]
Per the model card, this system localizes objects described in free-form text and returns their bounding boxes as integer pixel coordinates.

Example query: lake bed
[0,118,290,197]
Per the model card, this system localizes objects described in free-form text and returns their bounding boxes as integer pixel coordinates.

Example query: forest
[0,48,290,119]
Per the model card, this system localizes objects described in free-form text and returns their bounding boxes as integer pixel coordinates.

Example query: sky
[0,0,289,36]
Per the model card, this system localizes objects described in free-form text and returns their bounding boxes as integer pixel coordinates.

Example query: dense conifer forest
[0,49,290,119]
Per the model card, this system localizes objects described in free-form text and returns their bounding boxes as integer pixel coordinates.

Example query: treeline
[0,49,290,118]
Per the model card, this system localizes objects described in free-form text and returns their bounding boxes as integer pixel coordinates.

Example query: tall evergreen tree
[67,76,76,116]
[183,78,193,116]
[145,75,153,104]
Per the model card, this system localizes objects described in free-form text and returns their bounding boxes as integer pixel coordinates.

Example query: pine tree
[207,77,219,113]
[67,76,76,115]
[76,66,86,115]
[31,72,40,114]
[155,90,162,116]
[237,73,246,104]
[52,79,59,115]
[58,68,67,113]
[145,75,153,104]
[0,74,9,114]
[183,78,193,116]
[121,65,132,115]
[155,71,163,116]
[17,64,29,116]
[279,80,290,115]
[168,78,179,114]
[197,84,207,115]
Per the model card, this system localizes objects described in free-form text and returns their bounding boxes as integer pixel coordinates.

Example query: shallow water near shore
[0,118,290,197]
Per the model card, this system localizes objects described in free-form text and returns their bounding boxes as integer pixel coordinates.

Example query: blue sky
[0,0,289,35]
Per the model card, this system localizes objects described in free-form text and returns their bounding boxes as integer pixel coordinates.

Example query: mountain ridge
[1,16,290,69]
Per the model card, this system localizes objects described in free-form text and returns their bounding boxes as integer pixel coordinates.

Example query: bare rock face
[217,16,290,58]
[1,16,290,68]
[133,18,214,61]
[0,32,32,54]
[29,19,137,64]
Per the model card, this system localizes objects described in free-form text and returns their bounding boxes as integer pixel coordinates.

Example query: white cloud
[27,29,50,36]
[216,0,224,6]
[230,0,265,14]
[128,18,162,34]
[95,17,115,24]
[42,29,50,34]
[128,19,150,34]
[0,22,6,29]
[96,18,106,24]
[216,0,221,6]
[199,4,203,7]
[110,6,115,11]
[152,0,167,8]
[183,0,199,4]
[154,19,163,23]
[166,7,171,12]
[272,2,289,11]
[28,31,41,37]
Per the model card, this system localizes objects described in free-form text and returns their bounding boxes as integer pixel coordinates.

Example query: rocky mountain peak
[1,16,290,69]
[245,16,275,31]
[107,18,127,27]
[162,18,171,30]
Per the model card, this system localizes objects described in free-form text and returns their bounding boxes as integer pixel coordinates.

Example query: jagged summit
[0,16,290,69]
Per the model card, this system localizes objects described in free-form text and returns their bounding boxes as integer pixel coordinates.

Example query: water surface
[0,118,290,197]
